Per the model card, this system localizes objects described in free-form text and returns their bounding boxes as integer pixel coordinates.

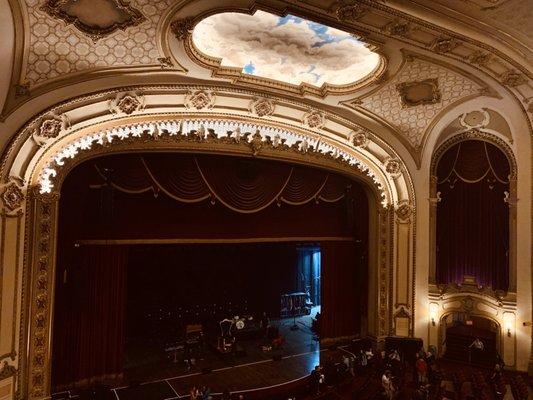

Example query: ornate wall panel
[351,57,482,151]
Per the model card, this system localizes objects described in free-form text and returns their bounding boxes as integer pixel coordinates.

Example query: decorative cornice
[36,119,390,206]
[436,282,506,303]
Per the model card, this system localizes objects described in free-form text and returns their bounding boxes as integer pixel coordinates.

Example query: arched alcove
[435,139,510,291]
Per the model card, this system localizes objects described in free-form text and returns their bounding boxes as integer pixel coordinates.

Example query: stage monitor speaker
[202,367,212,374]
[273,354,282,361]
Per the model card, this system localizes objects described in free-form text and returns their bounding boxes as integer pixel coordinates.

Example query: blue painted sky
[193,10,380,86]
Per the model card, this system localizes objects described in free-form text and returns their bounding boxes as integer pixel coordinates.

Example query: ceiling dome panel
[192,10,381,88]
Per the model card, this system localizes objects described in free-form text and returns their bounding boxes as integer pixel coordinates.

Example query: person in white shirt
[382,370,394,399]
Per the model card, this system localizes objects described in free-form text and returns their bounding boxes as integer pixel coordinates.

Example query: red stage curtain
[52,245,128,390]
[436,141,509,290]
[85,153,351,213]
[320,241,361,339]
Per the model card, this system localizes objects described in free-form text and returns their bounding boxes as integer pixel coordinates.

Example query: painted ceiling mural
[192,10,381,87]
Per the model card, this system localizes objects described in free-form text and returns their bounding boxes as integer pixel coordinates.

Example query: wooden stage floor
[113,348,344,400]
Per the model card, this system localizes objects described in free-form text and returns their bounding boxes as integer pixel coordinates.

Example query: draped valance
[437,140,510,187]
[90,154,351,214]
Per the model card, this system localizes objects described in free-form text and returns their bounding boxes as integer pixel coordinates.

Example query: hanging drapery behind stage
[321,242,362,339]
[90,154,348,213]
[436,140,510,291]
[52,245,128,390]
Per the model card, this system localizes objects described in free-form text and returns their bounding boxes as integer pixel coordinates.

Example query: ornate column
[428,175,440,284]
[0,179,25,399]
[25,189,60,399]
[377,206,393,337]
[393,202,414,337]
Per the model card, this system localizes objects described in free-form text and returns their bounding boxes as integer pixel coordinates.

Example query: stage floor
[112,309,346,399]
[114,349,335,400]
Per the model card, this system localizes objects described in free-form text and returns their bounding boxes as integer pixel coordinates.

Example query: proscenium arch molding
[0,88,415,399]
[428,129,518,292]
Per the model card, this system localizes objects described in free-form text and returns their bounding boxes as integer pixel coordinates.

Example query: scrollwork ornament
[430,37,460,53]
[468,51,492,66]
[0,360,17,380]
[382,19,411,37]
[333,1,368,21]
[303,110,325,129]
[395,201,413,222]
[171,17,194,40]
[2,181,24,212]
[500,70,527,87]
[40,0,145,42]
[249,98,275,117]
[185,90,216,110]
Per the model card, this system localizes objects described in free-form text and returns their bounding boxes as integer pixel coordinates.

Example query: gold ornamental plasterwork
[20,132,406,400]
[344,54,483,154]
[40,0,146,42]
[180,14,387,98]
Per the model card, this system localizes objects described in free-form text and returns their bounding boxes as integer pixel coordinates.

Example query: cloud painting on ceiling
[192,11,381,87]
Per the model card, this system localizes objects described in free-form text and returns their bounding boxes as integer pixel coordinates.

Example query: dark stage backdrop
[436,140,510,291]
[52,152,370,390]
[126,243,298,340]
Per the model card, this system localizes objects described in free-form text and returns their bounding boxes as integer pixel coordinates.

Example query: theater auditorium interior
[0,1,531,399]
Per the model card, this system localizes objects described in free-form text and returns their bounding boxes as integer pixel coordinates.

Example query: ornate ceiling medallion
[185,10,385,97]
[396,78,441,107]
[40,0,146,42]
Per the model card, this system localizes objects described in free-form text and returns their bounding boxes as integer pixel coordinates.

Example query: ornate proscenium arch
[0,86,416,399]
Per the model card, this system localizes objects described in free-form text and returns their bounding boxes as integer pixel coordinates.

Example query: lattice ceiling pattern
[25,0,171,86]
[359,59,481,149]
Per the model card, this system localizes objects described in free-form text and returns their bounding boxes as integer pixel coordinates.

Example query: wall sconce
[504,312,514,338]
[429,303,439,327]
